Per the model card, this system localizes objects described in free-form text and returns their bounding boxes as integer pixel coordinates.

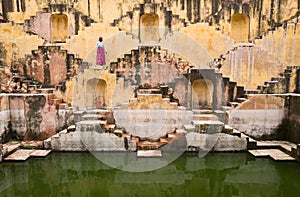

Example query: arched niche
[50,14,68,42]
[85,79,107,109]
[230,14,250,43]
[192,79,214,109]
[140,13,159,42]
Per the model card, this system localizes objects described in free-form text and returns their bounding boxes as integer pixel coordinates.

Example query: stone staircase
[242,65,300,95]
[0,23,45,65]
[1,45,84,94]
[255,21,300,67]
[211,18,300,91]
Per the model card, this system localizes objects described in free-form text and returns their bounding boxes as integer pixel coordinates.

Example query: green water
[0,152,299,197]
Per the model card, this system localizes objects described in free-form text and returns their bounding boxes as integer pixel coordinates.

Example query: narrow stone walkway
[249,149,295,161]
[256,140,297,152]
[4,149,51,161]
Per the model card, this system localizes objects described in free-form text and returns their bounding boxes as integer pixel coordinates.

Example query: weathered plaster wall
[179,23,235,60]
[0,94,72,143]
[22,46,67,85]
[186,132,247,151]
[229,95,286,139]
[0,23,44,66]
[222,46,287,90]
[51,131,126,151]
[256,23,300,67]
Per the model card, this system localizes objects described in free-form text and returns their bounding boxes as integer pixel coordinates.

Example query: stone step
[167,133,177,138]
[265,80,278,85]
[192,120,224,134]
[213,110,227,122]
[20,141,43,149]
[245,89,262,94]
[159,138,170,143]
[193,114,219,121]
[232,129,242,137]
[237,97,248,102]
[137,141,163,150]
[257,85,267,90]
[67,125,76,132]
[75,120,106,132]
[85,109,109,115]
[229,102,239,107]
[137,150,162,157]
[2,142,21,157]
[74,111,86,123]
[192,109,213,114]
[37,88,56,94]
[183,124,195,132]
[223,125,233,134]
[104,124,116,132]
[81,114,100,121]
[222,106,232,111]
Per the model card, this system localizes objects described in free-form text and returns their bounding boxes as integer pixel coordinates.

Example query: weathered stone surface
[229,95,286,139]
[213,133,247,152]
[51,130,126,151]
[249,149,295,161]
[186,132,247,152]
[192,120,224,134]
[114,109,193,141]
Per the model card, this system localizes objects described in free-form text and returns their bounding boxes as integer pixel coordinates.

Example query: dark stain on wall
[286,96,300,143]
[187,0,192,21]
[25,96,46,140]
[1,0,13,21]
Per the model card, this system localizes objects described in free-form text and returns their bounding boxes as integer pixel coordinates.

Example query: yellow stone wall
[255,23,300,66]
[237,95,285,110]
[179,23,234,60]
[0,23,44,66]
[221,46,287,90]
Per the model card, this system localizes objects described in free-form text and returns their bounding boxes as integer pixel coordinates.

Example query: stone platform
[137,150,162,157]
[4,149,52,161]
[248,149,295,161]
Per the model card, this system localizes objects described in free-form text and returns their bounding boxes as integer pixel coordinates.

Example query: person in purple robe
[96,37,107,68]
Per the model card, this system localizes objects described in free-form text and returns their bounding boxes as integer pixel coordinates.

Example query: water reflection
[0,152,299,196]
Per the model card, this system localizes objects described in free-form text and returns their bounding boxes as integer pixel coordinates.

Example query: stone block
[76,120,104,133]
[74,111,85,123]
[67,125,76,132]
[192,120,224,134]
[213,133,247,151]
[114,109,193,140]
[184,124,195,132]
[128,140,137,151]
[43,137,52,149]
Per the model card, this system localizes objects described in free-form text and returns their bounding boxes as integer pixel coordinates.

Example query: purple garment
[96,46,106,65]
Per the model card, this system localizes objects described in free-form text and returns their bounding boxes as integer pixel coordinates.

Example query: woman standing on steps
[96,37,107,69]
